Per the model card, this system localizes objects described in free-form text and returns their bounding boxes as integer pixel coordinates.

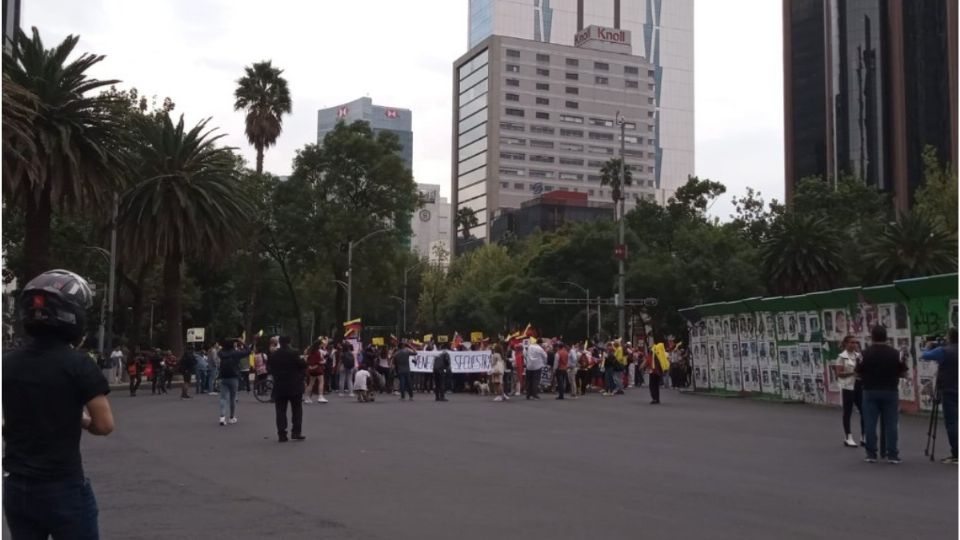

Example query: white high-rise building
[410,184,451,264]
[467,0,693,196]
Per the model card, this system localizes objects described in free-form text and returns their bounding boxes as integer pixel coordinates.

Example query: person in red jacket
[304,339,327,404]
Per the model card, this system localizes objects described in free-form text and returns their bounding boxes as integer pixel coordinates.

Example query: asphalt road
[4,385,957,540]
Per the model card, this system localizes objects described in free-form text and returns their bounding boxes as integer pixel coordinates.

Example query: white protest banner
[410,350,492,373]
[186,327,205,343]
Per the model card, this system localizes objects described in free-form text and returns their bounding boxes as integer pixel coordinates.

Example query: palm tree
[2,72,38,175]
[120,114,249,356]
[2,28,126,280]
[233,61,291,174]
[599,157,633,203]
[455,207,479,240]
[864,212,957,282]
[761,213,844,295]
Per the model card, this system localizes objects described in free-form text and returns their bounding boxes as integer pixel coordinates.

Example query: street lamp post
[347,228,391,322]
[615,112,627,341]
[402,261,423,336]
[562,281,590,341]
[105,192,118,354]
[388,295,404,337]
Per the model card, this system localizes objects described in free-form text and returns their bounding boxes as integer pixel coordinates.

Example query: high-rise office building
[783,0,958,211]
[468,0,694,195]
[317,97,413,170]
[452,31,657,249]
[3,0,21,52]
[410,183,452,264]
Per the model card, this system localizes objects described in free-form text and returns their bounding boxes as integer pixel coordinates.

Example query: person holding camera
[921,328,958,464]
[3,270,115,538]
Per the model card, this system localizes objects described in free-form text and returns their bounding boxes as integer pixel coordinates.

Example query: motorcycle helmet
[19,269,94,342]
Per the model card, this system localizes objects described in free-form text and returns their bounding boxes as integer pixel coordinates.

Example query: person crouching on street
[354,365,373,402]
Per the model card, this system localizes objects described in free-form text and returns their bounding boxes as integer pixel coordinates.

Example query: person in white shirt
[354,367,373,402]
[568,344,580,398]
[524,338,547,400]
[833,335,863,447]
[109,346,124,384]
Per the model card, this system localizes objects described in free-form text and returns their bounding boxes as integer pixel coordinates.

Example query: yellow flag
[371,337,385,346]
[424,334,433,342]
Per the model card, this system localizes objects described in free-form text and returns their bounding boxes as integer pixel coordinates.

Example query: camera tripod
[925,387,942,461]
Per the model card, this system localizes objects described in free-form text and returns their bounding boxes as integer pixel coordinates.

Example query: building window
[588,189,595,196]
[625,80,639,89]
[535,111,550,120]
[648,83,655,90]
[559,142,584,152]
[505,108,525,117]
[565,101,579,109]
[530,155,555,163]
[536,82,550,91]
[529,170,554,178]
[559,172,582,181]
[500,121,524,131]
[647,97,654,104]
[514,182,525,190]
[536,53,550,63]
[647,69,655,77]
[530,140,554,149]
[505,93,519,102]
[566,72,579,81]
[589,117,613,127]
[587,146,613,155]
[500,151,526,160]
[565,86,579,95]
[594,62,609,71]
[587,174,602,182]
[536,68,550,76]
[595,76,609,85]
[559,157,584,166]
[566,58,579,67]
[500,167,524,175]
[621,135,640,144]
[544,185,554,192]
[506,78,520,87]
[587,159,605,168]
[624,122,636,129]
[506,49,520,58]
[560,114,583,124]
[506,64,520,73]
[500,181,509,188]
[502,136,526,146]
[535,97,550,105]
[589,132,614,141]
[624,65,639,75]
[530,125,555,134]
[560,128,583,138]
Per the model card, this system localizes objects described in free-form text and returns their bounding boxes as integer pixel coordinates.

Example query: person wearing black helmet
[3,269,115,539]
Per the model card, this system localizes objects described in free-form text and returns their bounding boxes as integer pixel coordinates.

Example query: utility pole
[105,192,118,353]
[616,112,627,340]
[347,228,391,322]
[402,261,423,336]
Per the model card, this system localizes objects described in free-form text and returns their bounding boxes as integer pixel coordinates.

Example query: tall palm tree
[233,61,291,174]
[455,207,479,240]
[599,157,633,204]
[3,28,126,280]
[2,72,38,175]
[864,212,957,282]
[120,114,249,356]
[761,213,844,295]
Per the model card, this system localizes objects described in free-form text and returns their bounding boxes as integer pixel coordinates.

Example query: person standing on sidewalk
[195,347,210,395]
[856,326,907,464]
[921,328,958,464]
[833,335,863,448]
[269,336,307,442]
[525,338,547,400]
[339,343,357,397]
[109,345,124,385]
[305,339,328,404]
[127,350,143,397]
[3,269,115,539]
[393,340,416,401]
[207,342,220,395]
[217,339,250,426]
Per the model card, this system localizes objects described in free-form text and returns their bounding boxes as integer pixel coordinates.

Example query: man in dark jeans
[433,345,451,402]
[921,327,958,464]
[856,326,907,464]
[393,340,415,401]
[269,336,307,442]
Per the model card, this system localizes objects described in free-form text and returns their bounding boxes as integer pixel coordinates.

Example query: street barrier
[678,274,958,412]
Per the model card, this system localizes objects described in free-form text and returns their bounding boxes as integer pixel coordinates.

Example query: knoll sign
[574,25,631,48]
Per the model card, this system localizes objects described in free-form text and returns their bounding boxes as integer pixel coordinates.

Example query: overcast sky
[23,0,784,219]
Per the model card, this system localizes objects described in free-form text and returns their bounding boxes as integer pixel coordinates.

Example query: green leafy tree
[2,28,127,281]
[455,207,479,240]
[730,187,783,246]
[233,60,292,174]
[914,145,958,233]
[119,114,249,356]
[599,157,632,203]
[864,212,957,282]
[761,213,844,295]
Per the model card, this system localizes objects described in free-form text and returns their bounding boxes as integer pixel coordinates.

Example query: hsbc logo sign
[574,25,631,48]
[336,106,349,118]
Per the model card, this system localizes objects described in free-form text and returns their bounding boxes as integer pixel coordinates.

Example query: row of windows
[503,49,654,78]
[504,76,642,91]
[498,181,657,198]
[496,173,658,188]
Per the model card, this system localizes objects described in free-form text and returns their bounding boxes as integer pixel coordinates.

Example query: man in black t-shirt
[3,270,115,538]
[393,340,415,401]
[856,325,907,464]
